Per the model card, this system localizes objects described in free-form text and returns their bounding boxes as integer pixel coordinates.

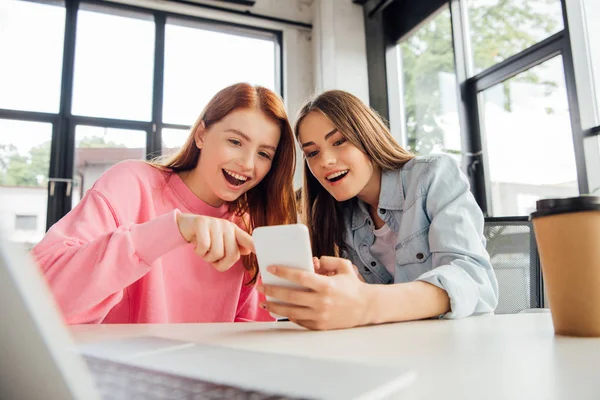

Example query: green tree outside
[0,135,125,187]
[0,142,50,187]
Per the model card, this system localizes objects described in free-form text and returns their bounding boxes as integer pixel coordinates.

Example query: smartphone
[252,224,314,309]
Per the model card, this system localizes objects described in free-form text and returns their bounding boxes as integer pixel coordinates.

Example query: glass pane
[162,128,190,157]
[0,120,52,250]
[72,5,154,121]
[480,56,578,216]
[0,0,65,113]
[467,0,564,73]
[73,126,146,207]
[163,18,277,125]
[398,6,461,157]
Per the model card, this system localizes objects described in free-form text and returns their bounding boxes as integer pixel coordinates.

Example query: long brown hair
[294,90,414,258]
[152,83,297,283]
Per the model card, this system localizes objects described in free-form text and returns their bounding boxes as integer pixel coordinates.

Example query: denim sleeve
[415,155,499,318]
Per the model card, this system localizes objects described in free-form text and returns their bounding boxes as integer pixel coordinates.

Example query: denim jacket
[342,154,499,318]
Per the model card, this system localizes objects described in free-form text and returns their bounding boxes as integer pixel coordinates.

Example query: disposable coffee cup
[530,196,600,337]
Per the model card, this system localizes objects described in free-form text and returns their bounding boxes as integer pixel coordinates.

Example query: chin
[327,189,356,202]
[220,186,253,203]
[220,193,242,203]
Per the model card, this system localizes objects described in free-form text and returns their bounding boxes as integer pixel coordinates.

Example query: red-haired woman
[32,83,297,324]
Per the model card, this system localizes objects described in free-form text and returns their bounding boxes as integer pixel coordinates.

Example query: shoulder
[381,155,459,188]
[94,160,170,189]
[403,154,463,181]
[91,160,170,193]
[401,154,467,196]
[402,154,459,174]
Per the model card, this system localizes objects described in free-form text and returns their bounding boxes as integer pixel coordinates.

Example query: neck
[178,167,224,208]
[357,165,382,210]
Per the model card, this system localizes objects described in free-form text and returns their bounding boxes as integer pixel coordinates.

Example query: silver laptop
[0,231,415,400]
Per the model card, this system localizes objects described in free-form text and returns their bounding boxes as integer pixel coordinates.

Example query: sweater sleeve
[31,189,188,324]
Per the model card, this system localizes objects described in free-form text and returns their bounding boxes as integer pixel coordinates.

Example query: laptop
[0,231,416,400]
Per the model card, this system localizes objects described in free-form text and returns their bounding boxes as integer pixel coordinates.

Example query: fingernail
[256,284,264,293]
[260,303,267,309]
[267,266,276,273]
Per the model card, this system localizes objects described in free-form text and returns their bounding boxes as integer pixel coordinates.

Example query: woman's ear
[194,120,207,149]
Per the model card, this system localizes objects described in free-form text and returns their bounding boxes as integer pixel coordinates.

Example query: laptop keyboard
[84,355,302,400]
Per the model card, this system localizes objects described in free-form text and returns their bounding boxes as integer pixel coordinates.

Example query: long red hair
[153,83,297,283]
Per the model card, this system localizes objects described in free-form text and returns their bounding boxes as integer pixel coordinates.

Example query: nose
[319,149,336,169]
[236,151,254,172]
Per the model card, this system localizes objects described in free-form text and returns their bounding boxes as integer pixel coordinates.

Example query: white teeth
[326,170,349,180]
[224,169,248,181]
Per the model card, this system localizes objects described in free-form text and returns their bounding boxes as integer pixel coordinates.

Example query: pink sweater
[32,160,274,324]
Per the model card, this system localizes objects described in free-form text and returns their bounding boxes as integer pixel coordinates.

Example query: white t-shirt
[370,224,398,277]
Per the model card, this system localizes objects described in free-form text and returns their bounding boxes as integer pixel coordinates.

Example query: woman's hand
[258,256,371,330]
[176,212,254,271]
[313,257,365,282]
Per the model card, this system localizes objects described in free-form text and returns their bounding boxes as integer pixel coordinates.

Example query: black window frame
[0,0,285,231]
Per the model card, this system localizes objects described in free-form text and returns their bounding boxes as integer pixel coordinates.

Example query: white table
[71,314,600,400]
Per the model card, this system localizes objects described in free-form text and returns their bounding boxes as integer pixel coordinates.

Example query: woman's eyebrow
[259,143,277,152]
[225,128,276,152]
[301,128,338,148]
[225,128,249,140]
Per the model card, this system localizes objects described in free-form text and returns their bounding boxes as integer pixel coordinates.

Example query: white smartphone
[252,224,314,309]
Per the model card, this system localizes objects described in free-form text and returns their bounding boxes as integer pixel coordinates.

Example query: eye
[258,151,272,160]
[333,138,346,146]
[305,150,319,158]
[228,138,242,146]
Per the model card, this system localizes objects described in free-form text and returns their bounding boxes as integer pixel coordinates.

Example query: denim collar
[350,168,405,230]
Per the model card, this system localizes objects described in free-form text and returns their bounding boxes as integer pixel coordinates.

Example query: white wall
[312,0,369,104]
[286,0,369,187]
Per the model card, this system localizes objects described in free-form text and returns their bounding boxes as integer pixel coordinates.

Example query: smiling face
[298,111,378,202]
[190,108,280,206]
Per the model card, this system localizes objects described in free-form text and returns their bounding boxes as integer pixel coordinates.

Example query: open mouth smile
[223,169,250,187]
[325,170,349,183]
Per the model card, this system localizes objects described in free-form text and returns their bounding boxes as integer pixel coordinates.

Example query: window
[0,120,51,247]
[15,215,37,231]
[163,18,278,125]
[467,0,564,74]
[0,0,65,113]
[480,56,578,216]
[71,4,155,121]
[397,6,461,157]
[0,120,52,188]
